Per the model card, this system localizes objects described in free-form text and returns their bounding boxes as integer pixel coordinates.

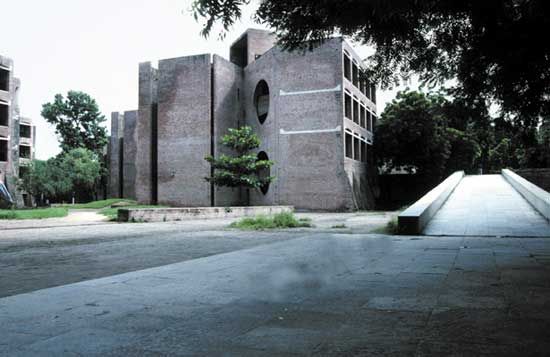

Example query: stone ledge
[398,171,465,235]
[118,205,294,223]
[502,168,550,222]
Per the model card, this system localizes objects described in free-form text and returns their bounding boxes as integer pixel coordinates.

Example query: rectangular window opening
[344,55,351,81]
[20,124,31,138]
[353,136,360,161]
[344,93,352,119]
[345,133,353,159]
[367,111,372,132]
[370,83,376,103]
[361,140,367,163]
[352,62,359,88]
[0,139,8,161]
[360,105,366,128]
[0,68,9,92]
[0,104,8,126]
[19,145,31,159]
[352,98,359,124]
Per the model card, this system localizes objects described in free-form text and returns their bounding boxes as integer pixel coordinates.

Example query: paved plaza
[2,231,550,356]
[424,175,550,237]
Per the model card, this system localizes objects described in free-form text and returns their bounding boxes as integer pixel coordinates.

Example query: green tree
[18,148,101,204]
[445,128,480,175]
[41,91,108,157]
[205,126,274,198]
[17,159,72,204]
[193,0,550,120]
[375,91,451,180]
[539,117,550,167]
[58,148,102,202]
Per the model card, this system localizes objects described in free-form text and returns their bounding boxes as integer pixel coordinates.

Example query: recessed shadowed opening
[257,151,270,195]
[0,68,9,92]
[254,80,269,124]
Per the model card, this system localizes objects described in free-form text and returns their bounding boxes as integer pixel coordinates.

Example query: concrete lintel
[279,85,341,96]
[502,169,550,222]
[280,126,341,135]
[118,205,294,223]
[398,171,465,235]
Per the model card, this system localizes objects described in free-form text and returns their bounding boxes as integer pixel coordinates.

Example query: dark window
[345,133,353,158]
[354,137,360,161]
[20,124,31,138]
[19,145,31,159]
[360,105,366,128]
[0,140,7,161]
[0,104,8,126]
[352,98,359,124]
[19,165,30,179]
[344,93,352,119]
[0,68,9,91]
[367,111,372,132]
[344,54,351,81]
[257,151,270,195]
[370,83,376,103]
[372,114,377,128]
[352,62,359,88]
[254,80,270,124]
[361,140,367,163]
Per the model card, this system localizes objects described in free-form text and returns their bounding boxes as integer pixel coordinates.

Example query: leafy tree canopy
[376,91,453,179]
[205,126,274,192]
[193,0,550,119]
[41,91,108,156]
[377,90,548,178]
[18,148,102,204]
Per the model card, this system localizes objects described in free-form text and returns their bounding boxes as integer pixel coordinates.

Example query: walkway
[424,175,550,237]
[2,233,550,356]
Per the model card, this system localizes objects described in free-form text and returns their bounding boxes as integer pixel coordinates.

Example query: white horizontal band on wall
[280,125,341,135]
[279,85,341,96]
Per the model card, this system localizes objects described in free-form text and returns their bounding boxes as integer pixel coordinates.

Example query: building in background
[109,29,377,210]
[0,54,36,207]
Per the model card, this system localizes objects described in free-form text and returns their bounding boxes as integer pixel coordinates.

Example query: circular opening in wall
[257,151,270,195]
[254,80,270,124]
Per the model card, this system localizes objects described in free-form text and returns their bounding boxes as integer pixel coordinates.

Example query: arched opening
[257,151,270,195]
[254,80,269,124]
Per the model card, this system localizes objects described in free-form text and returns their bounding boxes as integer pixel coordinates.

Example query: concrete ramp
[424,175,550,237]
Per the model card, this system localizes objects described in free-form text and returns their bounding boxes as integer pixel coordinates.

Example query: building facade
[109,29,377,210]
[0,54,35,207]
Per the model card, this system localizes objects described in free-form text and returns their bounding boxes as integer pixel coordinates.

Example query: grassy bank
[62,198,136,209]
[0,207,69,220]
[230,212,312,230]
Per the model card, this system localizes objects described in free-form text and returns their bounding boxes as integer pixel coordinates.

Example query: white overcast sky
[2,0,410,160]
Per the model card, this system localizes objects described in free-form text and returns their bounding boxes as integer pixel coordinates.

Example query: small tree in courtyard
[205,126,274,202]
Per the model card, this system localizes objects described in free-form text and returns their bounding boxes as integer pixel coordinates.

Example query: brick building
[109,29,377,210]
[0,54,36,207]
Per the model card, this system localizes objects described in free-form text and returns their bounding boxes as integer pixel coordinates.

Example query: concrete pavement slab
[1,233,550,356]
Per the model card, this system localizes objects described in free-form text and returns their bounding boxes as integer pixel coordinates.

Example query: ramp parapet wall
[398,171,465,235]
[502,169,550,222]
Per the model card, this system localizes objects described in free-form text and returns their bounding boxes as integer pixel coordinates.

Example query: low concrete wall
[118,205,294,223]
[398,171,465,235]
[502,169,550,222]
[514,168,550,192]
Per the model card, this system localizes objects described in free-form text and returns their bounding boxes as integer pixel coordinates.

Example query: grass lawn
[0,207,69,220]
[372,216,399,234]
[99,205,166,221]
[62,198,137,209]
[230,212,312,230]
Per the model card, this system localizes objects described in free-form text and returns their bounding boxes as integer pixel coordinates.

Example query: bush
[230,212,311,230]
